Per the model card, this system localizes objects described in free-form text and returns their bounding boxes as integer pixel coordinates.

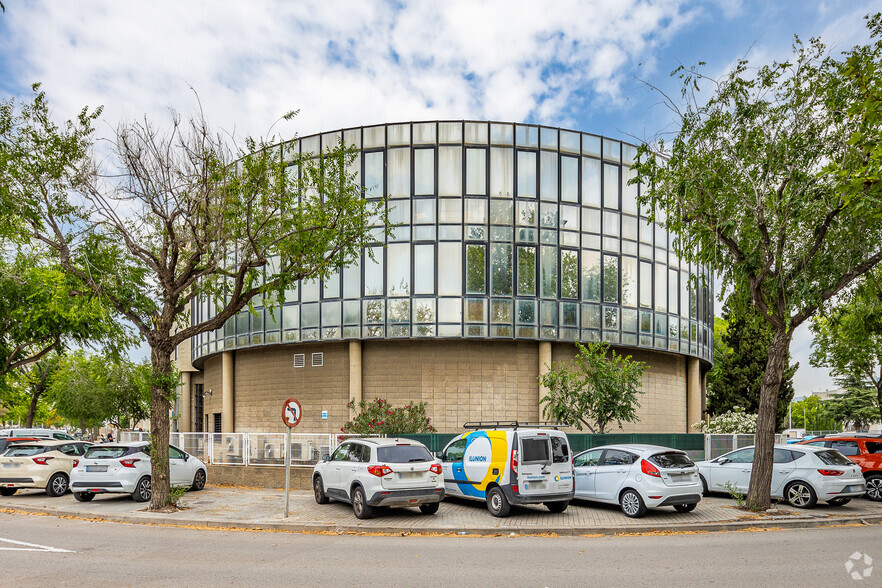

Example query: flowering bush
[693,407,758,434]
[341,398,437,435]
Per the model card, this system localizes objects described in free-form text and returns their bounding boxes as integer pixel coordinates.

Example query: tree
[342,398,437,435]
[824,377,880,431]
[539,341,647,434]
[15,90,384,510]
[633,18,882,509]
[706,288,797,432]
[15,352,60,427]
[810,270,882,424]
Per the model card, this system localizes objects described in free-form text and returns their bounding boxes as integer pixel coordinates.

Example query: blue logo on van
[467,455,487,462]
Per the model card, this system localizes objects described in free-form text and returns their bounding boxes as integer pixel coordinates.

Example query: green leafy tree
[707,289,797,432]
[810,270,882,424]
[15,352,61,427]
[342,398,437,435]
[787,394,839,431]
[14,90,384,510]
[539,341,647,434]
[824,377,879,430]
[633,18,882,509]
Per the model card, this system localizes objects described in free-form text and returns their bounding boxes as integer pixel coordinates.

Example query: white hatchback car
[70,442,207,502]
[312,438,444,519]
[695,444,866,508]
[573,444,703,518]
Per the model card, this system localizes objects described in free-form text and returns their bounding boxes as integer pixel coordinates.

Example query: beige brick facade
[181,340,696,434]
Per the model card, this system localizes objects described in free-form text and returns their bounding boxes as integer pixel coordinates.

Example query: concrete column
[349,341,363,416]
[179,371,191,433]
[222,350,235,433]
[538,341,552,421]
[687,356,701,433]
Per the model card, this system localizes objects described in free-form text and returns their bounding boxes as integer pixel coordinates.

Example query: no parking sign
[281,398,302,428]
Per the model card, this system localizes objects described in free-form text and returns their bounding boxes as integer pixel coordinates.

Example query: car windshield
[649,451,694,468]
[815,450,854,466]
[84,446,132,459]
[5,445,46,457]
[377,445,433,463]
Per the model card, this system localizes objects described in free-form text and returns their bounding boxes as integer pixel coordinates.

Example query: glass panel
[582,207,600,233]
[559,204,579,231]
[465,198,488,225]
[283,305,299,330]
[388,299,410,323]
[438,297,462,322]
[343,260,360,298]
[582,158,601,207]
[603,164,619,209]
[439,225,462,240]
[603,306,619,329]
[655,313,667,336]
[437,243,462,295]
[561,301,577,326]
[516,125,538,148]
[560,131,579,153]
[301,303,319,328]
[490,243,513,296]
[490,123,513,145]
[387,148,410,197]
[343,300,360,324]
[541,245,557,298]
[386,243,410,296]
[438,146,462,196]
[363,249,384,297]
[602,139,621,162]
[602,210,620,237]
[363,126,385,149]
[414,148,435,195]
[301,278,320,302]
[622,214,638,241]
[414,244,435,295]
[541,300,557,325]
[388,200,410,241]
[490,299,513,323]
[581,304,600,328]
[517,300,536,324]
[639,261,652,308]
[623,166,638,214]
[668,268,679,316]
[466,244,486,294]
[582,134,601,158]
[517,246,536,296]
[622,307,638,332]
[322,301,341,326]
[490,147,514,198]
[323,270,340,299]
[465,122,488,144]
[561,156,578,202]
[518,151,537,198]
[517,201,537,226]
[413,198,435,224]
[300,135,320,156]
[680,270,689,318]
[466,148,486,194]
[364,151,384,198]
[439,122,462,143]
[540,127,558,150]
[561,249,578,299]
[655,262,667,312]
[582,250,601,301]
[621,256,637,307]
[540,151,558,201]
[490,199,513,226]
[388,124,409,146]
[413,122,435,145]
[540,202,558,228]
[640,216,653,244]
[465,298,486,322]
[603,255,618,303]
[413,299,435,325]
[438,197,462,225]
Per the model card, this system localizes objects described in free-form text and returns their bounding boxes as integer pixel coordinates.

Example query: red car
[799,434,882,501]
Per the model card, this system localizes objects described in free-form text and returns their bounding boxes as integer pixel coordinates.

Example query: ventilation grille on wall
[312,352,324,367]
[294,353,305,368]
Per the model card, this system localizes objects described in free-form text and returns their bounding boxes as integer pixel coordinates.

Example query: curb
[4,504,881,536]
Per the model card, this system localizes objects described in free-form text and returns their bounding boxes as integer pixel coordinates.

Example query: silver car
[573,444,703,518]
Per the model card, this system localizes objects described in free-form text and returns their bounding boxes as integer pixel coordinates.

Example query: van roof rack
[462,421,569,430]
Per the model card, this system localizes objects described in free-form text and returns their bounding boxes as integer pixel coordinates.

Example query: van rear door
[550,434,574,493]
[517,433,553,497]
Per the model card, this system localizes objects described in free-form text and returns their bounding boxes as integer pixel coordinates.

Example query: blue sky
[1,0,880,396]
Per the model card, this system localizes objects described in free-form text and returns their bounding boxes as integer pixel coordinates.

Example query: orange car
[799,434,882,501]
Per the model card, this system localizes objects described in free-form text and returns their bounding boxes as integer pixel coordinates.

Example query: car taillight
[641,459,661,478]
[367,465,393,477]
[429,463,442,475]
[32,456,54,465]
[511,449,518,475]
[73,460,79,467]
[818,469,844,476]
[120,458,140,468]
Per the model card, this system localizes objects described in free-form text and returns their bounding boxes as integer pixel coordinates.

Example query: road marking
[0,537,75,553]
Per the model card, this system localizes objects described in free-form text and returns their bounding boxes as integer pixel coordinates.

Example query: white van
[0,429,74,441]
[439,422,574,517]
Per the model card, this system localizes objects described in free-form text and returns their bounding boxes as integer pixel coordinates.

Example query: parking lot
[3,485,882,536]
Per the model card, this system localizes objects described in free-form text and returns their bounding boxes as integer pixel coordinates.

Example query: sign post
[281,398,302,518]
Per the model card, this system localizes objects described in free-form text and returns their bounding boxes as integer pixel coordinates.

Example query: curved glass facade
[190,121,713,365]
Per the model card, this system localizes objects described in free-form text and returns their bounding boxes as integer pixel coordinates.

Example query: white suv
[312,438,444,519]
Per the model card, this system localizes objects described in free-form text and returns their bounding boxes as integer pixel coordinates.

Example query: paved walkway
[2,486,882,535]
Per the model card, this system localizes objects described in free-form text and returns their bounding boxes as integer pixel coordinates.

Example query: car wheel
[419,502,440,515]
[620,489,647,518]
[865,474,882,502]
[132,476,152,503]
[545,501,568,513]
[674,503,697,513]
[0,487,17,497]
[699,474,710,497]
[487,486,511,518]
[190,469,206,492]
[73,492,95,502]
[313,475,330,505]
[46,472,69,497]
[352,486,374,519]
[784,481,817,509]
[827,497,851,506]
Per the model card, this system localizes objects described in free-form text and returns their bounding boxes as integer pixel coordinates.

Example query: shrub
[342,398,437,435]
[693,407,758,434]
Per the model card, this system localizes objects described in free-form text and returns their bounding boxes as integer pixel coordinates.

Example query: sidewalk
[2,487,881,536]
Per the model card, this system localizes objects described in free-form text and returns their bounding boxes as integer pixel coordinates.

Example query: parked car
[571,444,702,518]
[798,434,882,501]
[0,440,92,497]
[69,442,207,502]
[313,437,444,519]
[696,444,866,508]
[0,437,43,455]
[439,423,574,517]
[0,428,74,441]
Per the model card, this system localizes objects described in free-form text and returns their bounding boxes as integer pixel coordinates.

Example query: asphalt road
[0,512,878,587]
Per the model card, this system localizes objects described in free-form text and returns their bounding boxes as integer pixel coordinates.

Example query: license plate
[846,485,864,493]
[671,473,690,479]
[397,472,421,479]
[86,465,107,472]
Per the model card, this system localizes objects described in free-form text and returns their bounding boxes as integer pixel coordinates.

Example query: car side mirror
[717,457,729,464]
[321,454,330,462]
[183,454,189,462]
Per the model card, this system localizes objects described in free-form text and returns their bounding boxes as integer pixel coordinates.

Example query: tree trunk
[25,390,41,427]
[875,368,882,426]
[747,327,793,510]
[148,346,173,511]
